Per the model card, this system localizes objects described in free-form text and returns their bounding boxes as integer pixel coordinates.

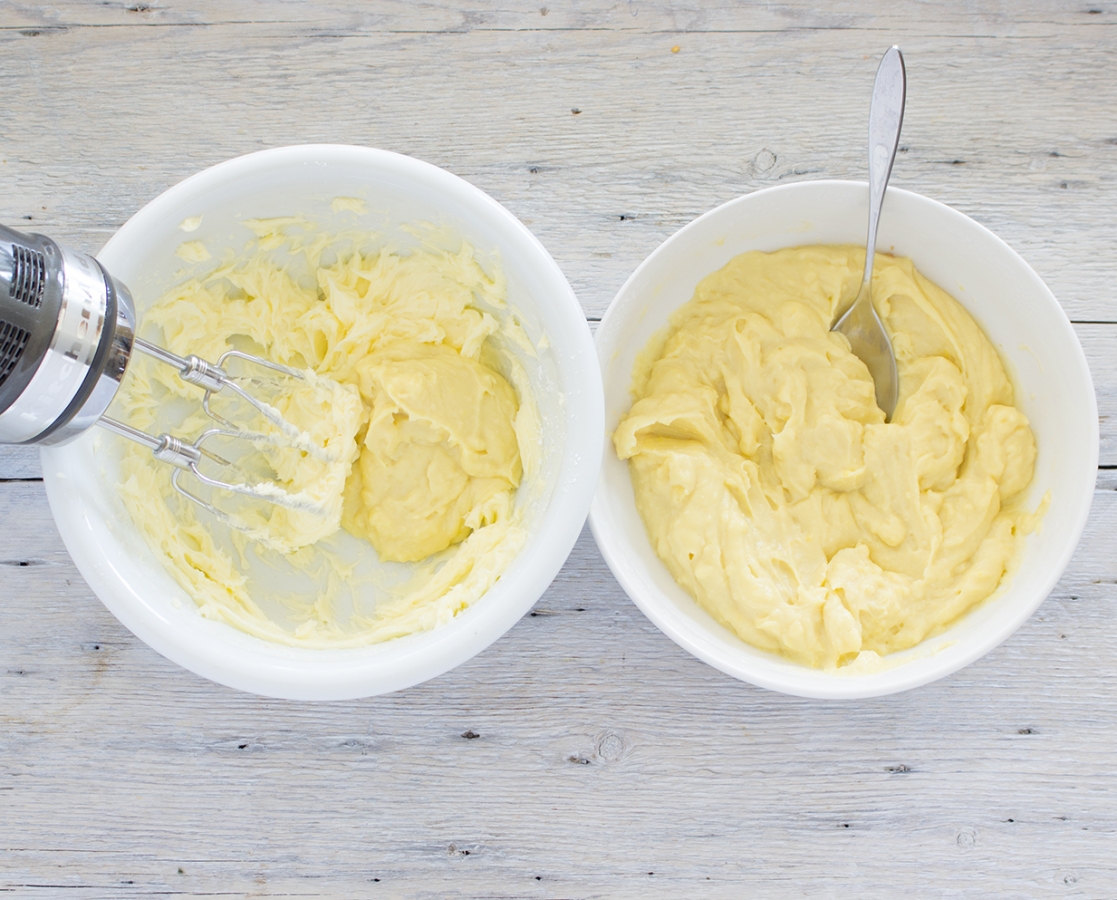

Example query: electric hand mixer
[0,222,323,524]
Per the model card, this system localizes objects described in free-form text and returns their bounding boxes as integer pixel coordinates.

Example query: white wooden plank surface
[2,2,1116,897]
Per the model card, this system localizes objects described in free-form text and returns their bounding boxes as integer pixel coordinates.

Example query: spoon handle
[863,46,906,287]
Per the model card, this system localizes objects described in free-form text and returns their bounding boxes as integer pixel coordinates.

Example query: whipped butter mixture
[614,245,1039,669]
[114,217,537,647]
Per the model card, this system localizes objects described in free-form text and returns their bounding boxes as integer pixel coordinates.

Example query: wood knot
[751,148,777,175]
[595,731,626,762]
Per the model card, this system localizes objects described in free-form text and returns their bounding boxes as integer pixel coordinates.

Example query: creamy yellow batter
[346,339,523,562]
[613,245,1038,668]
[113,217,536,647]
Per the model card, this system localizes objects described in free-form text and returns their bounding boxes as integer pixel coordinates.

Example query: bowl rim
[589,178,1100,699]
[41,143,604,700]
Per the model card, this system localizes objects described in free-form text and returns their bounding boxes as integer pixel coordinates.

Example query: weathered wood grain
[0,445,39,481]
[1077,323,1116,467]
[2,1,1117,897]
[1,2,1116,322]
[1,480,1117,897]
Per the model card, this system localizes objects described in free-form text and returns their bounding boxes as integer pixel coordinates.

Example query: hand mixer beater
[0,223,328,524]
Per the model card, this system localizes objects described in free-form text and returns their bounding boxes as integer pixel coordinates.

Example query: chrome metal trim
[0,246,107,443]
[39,274,136,445]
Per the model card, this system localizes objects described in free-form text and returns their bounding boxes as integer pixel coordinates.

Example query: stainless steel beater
[0,222,324,521]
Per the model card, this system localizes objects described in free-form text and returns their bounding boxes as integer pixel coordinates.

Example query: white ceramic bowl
[590,180,1098,699]
[41,145,603,700]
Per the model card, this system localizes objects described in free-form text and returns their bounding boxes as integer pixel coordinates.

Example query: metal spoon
[832,45,906,421]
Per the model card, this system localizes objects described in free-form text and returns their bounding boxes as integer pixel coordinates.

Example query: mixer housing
[0,224,135,445]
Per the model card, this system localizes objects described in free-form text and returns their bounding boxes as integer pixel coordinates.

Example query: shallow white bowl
[41,144,603,700]
[590,180,1098,699]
